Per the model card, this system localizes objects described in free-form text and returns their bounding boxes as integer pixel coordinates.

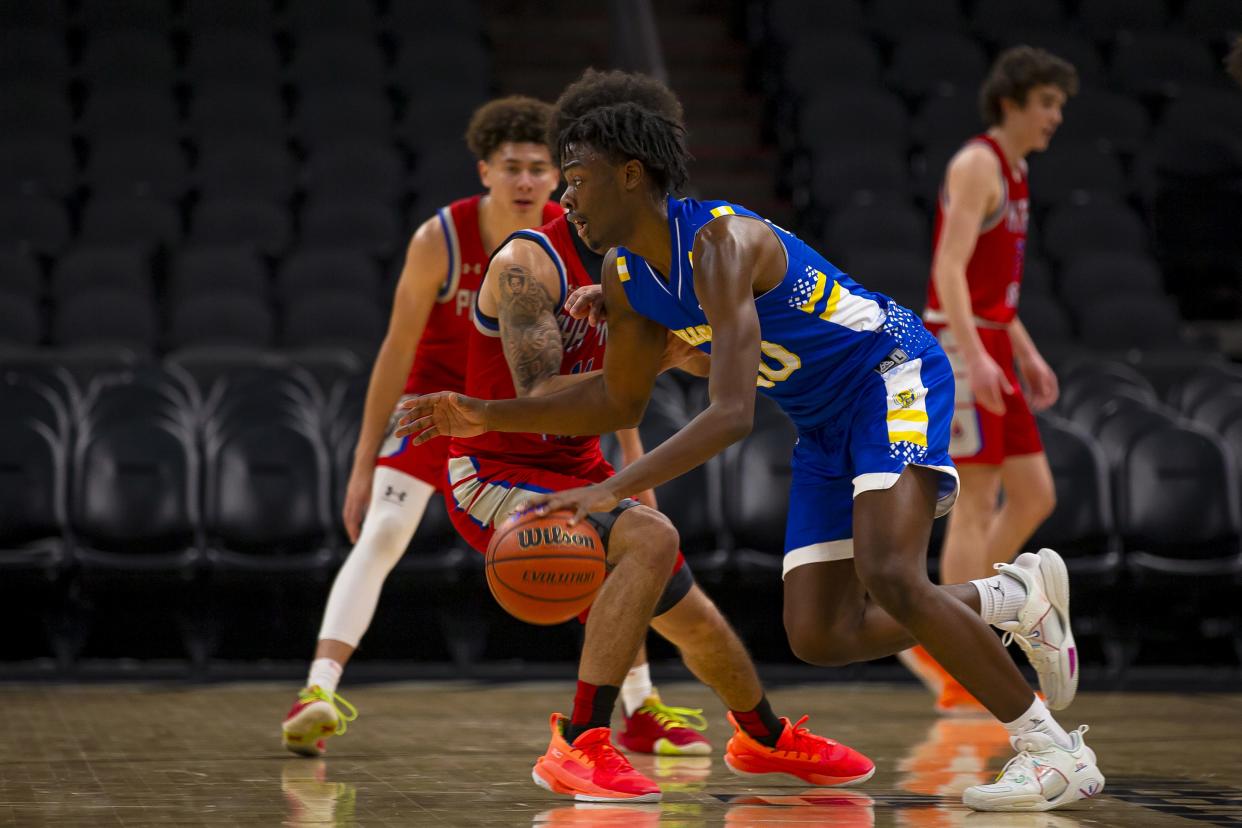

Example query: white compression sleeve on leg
[317,467,434,647]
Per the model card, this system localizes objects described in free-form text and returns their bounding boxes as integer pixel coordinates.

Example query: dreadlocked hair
[552,68,691,194]
[557,103,691,194]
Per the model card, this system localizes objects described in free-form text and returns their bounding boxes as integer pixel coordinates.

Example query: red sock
[566,680,619,743]
[732,695,783,748]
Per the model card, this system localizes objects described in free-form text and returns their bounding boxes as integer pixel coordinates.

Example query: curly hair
[552,68,691,194]
[1227,36,1242,88]
[464,96,553,161]
[979,46,1079,127]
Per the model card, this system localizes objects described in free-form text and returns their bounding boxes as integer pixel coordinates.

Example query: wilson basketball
[486,509,606,625]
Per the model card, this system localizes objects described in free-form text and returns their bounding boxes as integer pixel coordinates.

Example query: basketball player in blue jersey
[398,70,1104,812]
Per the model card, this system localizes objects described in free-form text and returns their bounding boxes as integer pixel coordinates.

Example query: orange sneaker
[898,644,952,695]
[532,713,662,803]
[724,713,875,787]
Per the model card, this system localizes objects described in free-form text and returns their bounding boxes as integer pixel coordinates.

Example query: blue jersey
[616,196,937,428]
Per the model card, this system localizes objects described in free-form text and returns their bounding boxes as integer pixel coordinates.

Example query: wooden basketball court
[3,681,1239,826]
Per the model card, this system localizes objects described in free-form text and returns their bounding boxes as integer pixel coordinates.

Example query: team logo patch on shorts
[893,389,918,409]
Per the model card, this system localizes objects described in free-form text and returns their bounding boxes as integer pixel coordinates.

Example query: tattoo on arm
[497,264,562,396]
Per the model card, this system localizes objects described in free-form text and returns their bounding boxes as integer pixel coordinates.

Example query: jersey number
[757,341,800,388]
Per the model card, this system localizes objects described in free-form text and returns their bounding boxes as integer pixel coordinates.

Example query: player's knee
[784,613,857,667]
[855,555,931,622]
[354,511,415,567]
[611,506,679,570]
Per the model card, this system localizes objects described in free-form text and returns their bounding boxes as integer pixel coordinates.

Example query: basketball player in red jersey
[282,97,711,759]
[450,205,874,802]
[903,48,1079,714]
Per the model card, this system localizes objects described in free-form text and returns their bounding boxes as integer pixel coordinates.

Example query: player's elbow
[614,398,648,430]
[714,403,753,445]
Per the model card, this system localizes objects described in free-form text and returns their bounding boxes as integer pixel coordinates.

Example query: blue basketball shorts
[782,344,960,578]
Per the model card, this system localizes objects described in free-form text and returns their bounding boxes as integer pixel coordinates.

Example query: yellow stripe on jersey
[819,279,843,321]
[797,271,827,313]
[709,205,736,218]
[888,430,928,446]
[886,409,929,423]
[617,255,630,282]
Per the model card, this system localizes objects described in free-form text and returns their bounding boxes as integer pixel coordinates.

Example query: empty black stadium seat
[0,81,73,138]
[185,31,281,86]
[84,137,187,200]
[1179,0,1242,40]
[393,40,491,98]
[52,289,158,353]
[0,294,41,347]
[170,245,269,302]
[1092,402,1177,470]
[283,0,378,34]
[912,92,979,149]
[278,249,383,301]
[51,247,151,302]
[192,198,291,256]
[195,139,297,202]
[0,28,69,86]
[1022,258,1053,296]
[78,0,175,32]
[0,138,75,198]
[972,0,1065,40]
[0,250,41,299]
[766,0,864,44]
[80,30,176,88]
[0,0,68,29]
[842,249,929,313]
[183,0,275,32]
[1075,295,1187,352]
[189,87,286,144]
[1055,90,1150,156]
[807,148,910,212]
[0,195,71,255]
[1013,293,1074,349]
[996,30,1104,87]
[1059,363,1158,419]
[289,33,387,88]
[1059,253,1164,308]
[797,86,909,152]
[80,196,181,249]
[80,88,179,140]
[168,292,276,350]
[300,199,401,259]
[1027,144,1127,208]
[888,32,986,99]
[868,0,963,36]
[778,35,882,97]
[824,202,930,261]
[304,142,407,203]
[1110,34,1218,98]
[294,86,393,149]
[1079,0,1167,39]
[1042,202,1148,265]
[283,291,385,357]
[1188,390,1242,435]
[1168,363,1242,414]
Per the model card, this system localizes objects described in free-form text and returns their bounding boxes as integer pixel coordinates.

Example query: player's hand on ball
[395,392,488,443]
[529,484,620,525]
[566,284,606,325]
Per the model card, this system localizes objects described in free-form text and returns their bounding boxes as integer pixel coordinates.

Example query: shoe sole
[1037,548,1078,710]
[531,760,662,803]
[724,755,877,788]
[963,772,1105,812]
[282,704,338,757]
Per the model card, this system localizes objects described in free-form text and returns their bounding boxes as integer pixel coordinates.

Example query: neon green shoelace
[301,686,359,736]
[637,700,708,731]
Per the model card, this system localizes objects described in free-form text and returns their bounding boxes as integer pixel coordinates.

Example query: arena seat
[299,199,401,260]
[191,197,291,257]
[170,245,268,302]
[195,139,297,202]
[888,32,986,99]
[0,295,41,347]
[0,137,74,198]
[1043,202,1149,265]
[279,249,383,302]
[0,195,71,254]
[1059,252,1163,307]
[52,289,158,353]
[80,196,180,250]
[168,292,276,350]
[0,251,42,300]
[294,85,393,149]
[304,142,407,203]
[51,247,151,302]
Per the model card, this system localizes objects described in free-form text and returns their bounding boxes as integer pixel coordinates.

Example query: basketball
[485,509,606,625]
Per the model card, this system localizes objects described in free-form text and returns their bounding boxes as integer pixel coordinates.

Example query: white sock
[972,570,1028,625]
[307,658,343,694]
[1002,695,1072,749]
[317,468,431,646]
[620,663,655,715]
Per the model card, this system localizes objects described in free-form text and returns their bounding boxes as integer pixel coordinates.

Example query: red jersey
[404,195,564,394]
[926,133,1030,326]
[449,214,608,479]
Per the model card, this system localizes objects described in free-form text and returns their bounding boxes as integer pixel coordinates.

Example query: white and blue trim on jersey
[436,206,461,304]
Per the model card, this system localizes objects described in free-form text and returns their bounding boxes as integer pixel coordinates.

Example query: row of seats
[762,0,1240,46]
[1,0,483,37]
[4,353,1241,666]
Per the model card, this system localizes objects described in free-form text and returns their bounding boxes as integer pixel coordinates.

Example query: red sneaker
[281,686,357,757]
[618,695,712,756]
[724,713,875,787]
[532,713,662,802]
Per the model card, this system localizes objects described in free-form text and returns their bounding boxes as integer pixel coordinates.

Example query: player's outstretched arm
[395,251,665,442]
[528,217,771,522]
[341,217,444,542]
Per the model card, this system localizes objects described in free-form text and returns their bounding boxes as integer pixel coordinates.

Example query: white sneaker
[994,549,1078,710]
[963,726,1104,812]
